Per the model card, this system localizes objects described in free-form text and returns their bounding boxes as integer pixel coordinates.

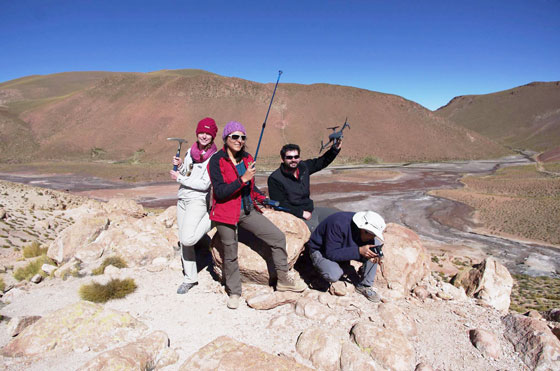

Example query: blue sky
[1,0,559,110]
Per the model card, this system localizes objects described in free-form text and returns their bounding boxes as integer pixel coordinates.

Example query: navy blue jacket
[307,211,376,262]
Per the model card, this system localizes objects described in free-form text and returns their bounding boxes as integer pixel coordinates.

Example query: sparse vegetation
[363,156,380,164]
[0,276,5,292]
[13,255,54,281]
[432,164,560,245]
[510,274,560,313]
[22,241,48,258]
[92,256,127,275]
[79,278,137,303]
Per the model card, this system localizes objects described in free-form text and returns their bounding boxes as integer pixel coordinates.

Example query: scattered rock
[295,298,331,321]
[0,208,6,219]
[437,282,467,301]
[468,328,502,359]
[181,336,311,370]
[544,308,560,322]
[451,257,513,312]
[526,310,544,320]
[41,263,57,275]
[157,205,177,228]
[503,313,560,370]
[103,197,145,217]
[378,302,418,337]
[47,215,110,264]
[77,331,177,370]
[415,363,434,371]
[210,210,309,284]
[376,223,430,296]
[1,288,25,303]
[351,320,415,371]
[6,316,41,337]
[296,327,342,371]
[1,301,148,357]
[246,291,300,310]
[30,274,42,284]
[329,281,348,296]
[412,285,430,300]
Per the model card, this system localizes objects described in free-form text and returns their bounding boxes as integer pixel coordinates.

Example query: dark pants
[304,206,339,233]
[309,249,377,287]
[216,209,288,296]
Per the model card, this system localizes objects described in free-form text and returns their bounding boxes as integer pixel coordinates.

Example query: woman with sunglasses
[170,117,218,295]
[208,121,307,309]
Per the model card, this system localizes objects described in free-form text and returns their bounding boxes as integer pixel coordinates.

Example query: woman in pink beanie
[170,117,218,295]
[207,121,307,309]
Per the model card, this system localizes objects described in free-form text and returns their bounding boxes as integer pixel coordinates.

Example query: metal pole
[254,70,283,161]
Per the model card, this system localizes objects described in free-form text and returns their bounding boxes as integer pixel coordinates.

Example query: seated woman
[170,117,218,295]
[208,121,307,309]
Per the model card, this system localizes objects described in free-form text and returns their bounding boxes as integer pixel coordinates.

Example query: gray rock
[469,328,502,359]
[7,316,42,337]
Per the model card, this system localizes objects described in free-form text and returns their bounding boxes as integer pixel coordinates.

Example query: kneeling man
[307,210,386,302]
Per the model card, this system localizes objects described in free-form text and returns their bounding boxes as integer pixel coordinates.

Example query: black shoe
[177,282,198,294]
[355,285,381,303]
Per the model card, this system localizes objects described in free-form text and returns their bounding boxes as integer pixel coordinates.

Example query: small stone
[415,362,435,371]
[329,281,348,296]
[0,209,6,219]
[469,328,502,359]
[30,274,42,284]
[413,285,430,300]
[41,264,57,275]
[525,310,543,319]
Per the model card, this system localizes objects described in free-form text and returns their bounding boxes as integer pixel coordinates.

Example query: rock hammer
[167,138,187,171]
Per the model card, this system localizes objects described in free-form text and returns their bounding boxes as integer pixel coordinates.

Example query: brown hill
[0,69,508,164]
[436,81,560,152]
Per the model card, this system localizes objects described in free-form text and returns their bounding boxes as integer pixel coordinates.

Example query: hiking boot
[227,294,241,309]
[276,270,307,292]
[355,285,381,303]
[177,282,198,294]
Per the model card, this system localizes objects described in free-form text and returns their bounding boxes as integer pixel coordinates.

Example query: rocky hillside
[0,181,559,370]
[0,70,508,164]
[436,81,560,153]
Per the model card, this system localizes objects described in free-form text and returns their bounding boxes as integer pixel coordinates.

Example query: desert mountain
[0,69,508,163]
[436,81,560,153]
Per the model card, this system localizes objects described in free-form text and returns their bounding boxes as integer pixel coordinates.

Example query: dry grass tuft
[510,274,560,313]
[79,278,137,303]
[22,241,48,258]
[13,255,54,281]
[92,256,127,275]
[0,276,5,292]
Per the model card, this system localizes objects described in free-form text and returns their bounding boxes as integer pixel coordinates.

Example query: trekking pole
[254,70,283,161]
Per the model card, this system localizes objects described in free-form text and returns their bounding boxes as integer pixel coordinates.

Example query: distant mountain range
[2,70,555,164]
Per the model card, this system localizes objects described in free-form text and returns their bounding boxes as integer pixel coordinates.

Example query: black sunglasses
[228,134,246,141]
[284,155,300,160]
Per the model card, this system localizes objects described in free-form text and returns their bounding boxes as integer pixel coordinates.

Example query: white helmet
[352,211,386,241]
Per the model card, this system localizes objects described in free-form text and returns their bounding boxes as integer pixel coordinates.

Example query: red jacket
[207,148,266,225]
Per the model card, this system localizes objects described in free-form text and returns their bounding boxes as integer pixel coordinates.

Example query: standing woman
[170,117,218,295]
[208,121,307,309]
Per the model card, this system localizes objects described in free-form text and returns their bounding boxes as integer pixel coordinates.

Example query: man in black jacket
[267,141,341,232]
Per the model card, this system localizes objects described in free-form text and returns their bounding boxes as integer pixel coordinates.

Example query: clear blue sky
[1,0,559,110]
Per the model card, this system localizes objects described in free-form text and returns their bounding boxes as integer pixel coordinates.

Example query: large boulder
[1,301,148,357]
[451,257,513,312]
[47,215,110,264]
[350,320,416,371]
[210,209,309,284]
[503,313,560,370]
[180,336,312,370]
[375,223,430,295]
[296,327,342,371]
[77,331,178,370]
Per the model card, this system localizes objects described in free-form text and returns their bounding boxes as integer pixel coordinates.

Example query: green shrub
[22,241,48,258]
[363,156,379,164]
[13,255,54,281]
[0,276,5,292]
[92,256,127,275]
[79,278,137,303]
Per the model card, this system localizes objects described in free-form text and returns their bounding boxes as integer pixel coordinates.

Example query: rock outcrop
[503,313,560,370]
[77,331,177,370]
[181,336,312,370]
[2,301,148,357]
[451,257,513,312]
[210,209,309,284]
[375,223,431,296]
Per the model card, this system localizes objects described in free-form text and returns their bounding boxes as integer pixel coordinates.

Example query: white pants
[177,198,211,283]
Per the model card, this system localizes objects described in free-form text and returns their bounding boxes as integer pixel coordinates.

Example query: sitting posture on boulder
[208,121,307,310]
[267,142,341,232]
[307,211,386,302]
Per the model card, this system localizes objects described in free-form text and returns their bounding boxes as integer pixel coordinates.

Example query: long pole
[254,70,283,161]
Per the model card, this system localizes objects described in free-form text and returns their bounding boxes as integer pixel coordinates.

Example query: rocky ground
[0,180,559,370]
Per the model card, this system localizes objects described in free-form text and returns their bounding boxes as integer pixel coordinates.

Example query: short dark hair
[280,144,300,159]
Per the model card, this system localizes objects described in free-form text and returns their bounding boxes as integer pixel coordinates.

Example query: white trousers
[177,198,211,283]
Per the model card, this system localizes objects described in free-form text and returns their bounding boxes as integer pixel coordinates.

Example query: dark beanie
[196,117,218,138]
